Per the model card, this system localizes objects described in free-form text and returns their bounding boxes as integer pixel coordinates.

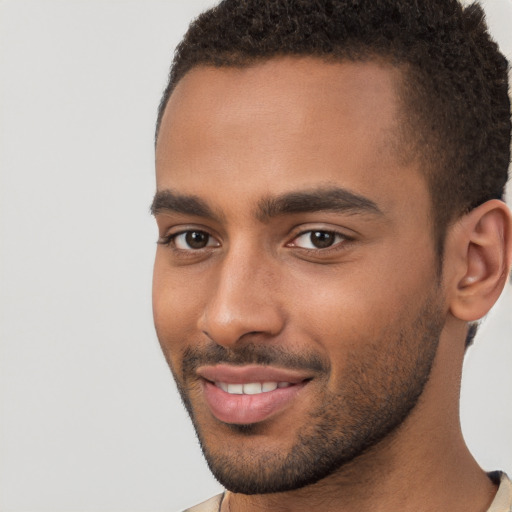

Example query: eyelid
[286,227,354,251]
[157,227,221,250]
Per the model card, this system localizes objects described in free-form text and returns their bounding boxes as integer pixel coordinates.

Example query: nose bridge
[199,238,283,346]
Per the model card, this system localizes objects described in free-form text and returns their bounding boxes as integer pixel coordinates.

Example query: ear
[447,199,512,322]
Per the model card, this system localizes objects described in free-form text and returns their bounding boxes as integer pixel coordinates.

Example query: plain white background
[0,1,511,511]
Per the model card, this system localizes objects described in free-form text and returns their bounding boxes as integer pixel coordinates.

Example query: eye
[289,230,347,249]
[170,230,220,250]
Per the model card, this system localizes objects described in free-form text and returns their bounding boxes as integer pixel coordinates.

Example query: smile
[215,381,292,395]
[196,364,311,424]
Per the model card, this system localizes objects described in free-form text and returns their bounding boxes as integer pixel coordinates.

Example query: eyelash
[157,230,217,249]
[157,228,353,254]
[287,230,352,252]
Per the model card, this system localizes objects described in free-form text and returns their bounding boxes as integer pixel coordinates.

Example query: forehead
[162,57,401,123]
[155,57,427,222]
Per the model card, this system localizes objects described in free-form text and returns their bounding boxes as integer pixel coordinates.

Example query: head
[156,0,510,255]
[152,0,511,496]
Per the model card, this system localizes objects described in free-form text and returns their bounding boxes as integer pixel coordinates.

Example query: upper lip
[196,364,312,384]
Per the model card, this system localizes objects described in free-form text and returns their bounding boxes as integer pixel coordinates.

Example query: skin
[153,58,512,512]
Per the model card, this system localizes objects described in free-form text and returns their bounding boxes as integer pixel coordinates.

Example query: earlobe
[448,199,512,322]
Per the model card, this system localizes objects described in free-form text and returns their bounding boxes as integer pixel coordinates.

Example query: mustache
[181,342,330,380]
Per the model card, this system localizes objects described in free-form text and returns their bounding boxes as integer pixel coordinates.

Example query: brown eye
[186,231,209,249]
[290,230,347,250]
[173,231,219,250]
[310,231,336,248]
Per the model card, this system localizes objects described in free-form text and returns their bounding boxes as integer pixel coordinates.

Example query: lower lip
[202,380,307,425]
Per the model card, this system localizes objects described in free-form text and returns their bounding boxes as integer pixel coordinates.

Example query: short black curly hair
[156,0,510,245]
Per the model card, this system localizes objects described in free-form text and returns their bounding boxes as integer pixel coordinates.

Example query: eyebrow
[150,186,382,221]
[256,187,382,221]
[150,190,219,220]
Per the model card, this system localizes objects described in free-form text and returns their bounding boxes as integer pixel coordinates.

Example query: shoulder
[181,493,224,512]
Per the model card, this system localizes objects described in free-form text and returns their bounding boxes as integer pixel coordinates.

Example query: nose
[198,244,285,348]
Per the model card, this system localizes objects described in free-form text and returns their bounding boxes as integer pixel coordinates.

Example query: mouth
[215,381,293,394]
[196,364,311,425]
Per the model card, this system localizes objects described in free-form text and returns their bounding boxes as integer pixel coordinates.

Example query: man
[151,0,512,510]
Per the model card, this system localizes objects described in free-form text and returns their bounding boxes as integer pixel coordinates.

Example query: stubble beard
[167,291,445,495]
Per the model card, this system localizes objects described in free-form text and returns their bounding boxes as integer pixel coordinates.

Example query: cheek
[152,259,203,355]
[287,250,436,356]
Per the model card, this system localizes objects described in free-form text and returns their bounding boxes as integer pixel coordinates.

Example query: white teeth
[227,383,243,394]
[216,381,291,394]
[243,383,262,395]
[262,382,278,392]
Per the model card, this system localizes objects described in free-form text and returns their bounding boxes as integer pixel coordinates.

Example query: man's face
[153,58,446,493]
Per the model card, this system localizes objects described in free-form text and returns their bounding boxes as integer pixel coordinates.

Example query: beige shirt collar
[488,473,512,512]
